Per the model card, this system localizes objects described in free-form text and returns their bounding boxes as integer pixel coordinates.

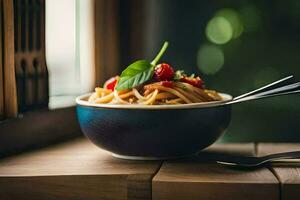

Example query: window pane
[46,0,94,109]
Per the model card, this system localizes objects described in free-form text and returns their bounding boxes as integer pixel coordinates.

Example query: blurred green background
[120,0,300,142]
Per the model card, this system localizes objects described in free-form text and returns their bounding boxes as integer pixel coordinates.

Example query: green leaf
[115,60,154,91]
[115,41,169,90]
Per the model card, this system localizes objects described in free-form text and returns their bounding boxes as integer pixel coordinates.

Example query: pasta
[88,41,223,105]
[88,81,222,105]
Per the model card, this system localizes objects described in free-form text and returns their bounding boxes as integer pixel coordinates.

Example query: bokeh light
[205,16,233,44]
[197,44,224,75]
[216,9,243,39]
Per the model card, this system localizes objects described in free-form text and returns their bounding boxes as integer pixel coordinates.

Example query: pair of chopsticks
[233,75,300,103]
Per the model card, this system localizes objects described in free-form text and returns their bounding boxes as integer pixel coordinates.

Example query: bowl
[76,93,232,160]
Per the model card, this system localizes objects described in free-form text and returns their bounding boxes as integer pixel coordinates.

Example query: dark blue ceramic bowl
[76,93,232,160]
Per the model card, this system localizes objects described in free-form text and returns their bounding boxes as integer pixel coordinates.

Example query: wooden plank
[104,0,119,77]
[94,0,120,87]
[153,143,279,200]
[258,143,300,200]
[37,0,49,107]
[3,0,17,117]
[23,0,35,108]
[0,0,4,119]
[0,138,161,200]
[14,0,48,111]
[14,0,25,110]
[94,0,104,86]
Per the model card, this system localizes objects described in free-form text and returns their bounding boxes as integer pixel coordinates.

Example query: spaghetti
[88,81,222,105]
[88,41,223,105]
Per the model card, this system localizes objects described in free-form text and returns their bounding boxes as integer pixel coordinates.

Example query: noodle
[166,98,185,104]
[113,90,130,104]
[88,41,224,105]
[133,88,147,100]
[94,92,114,104]
[88,81,222,105]
[140,89,158,105]
[156,92,177,100]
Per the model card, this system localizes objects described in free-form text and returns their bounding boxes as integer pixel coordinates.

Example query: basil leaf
[115,41,169,91]
[115,60,154,91]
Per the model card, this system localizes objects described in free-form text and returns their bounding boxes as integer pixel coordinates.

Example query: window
[46,0,95,109]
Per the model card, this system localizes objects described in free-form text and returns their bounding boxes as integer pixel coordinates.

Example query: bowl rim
[76,92,233,110]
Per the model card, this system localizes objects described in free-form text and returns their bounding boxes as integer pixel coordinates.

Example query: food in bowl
[88,41,222,105]
[76,41,231,160]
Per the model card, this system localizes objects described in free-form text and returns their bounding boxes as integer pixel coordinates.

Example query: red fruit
[180,76,204,88]
[154,63,175,81]
[104,76,119,90]
[160,81,174,88]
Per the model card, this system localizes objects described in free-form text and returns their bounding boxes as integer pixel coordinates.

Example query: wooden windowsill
[1,139,300,199]
[0,106,82,157]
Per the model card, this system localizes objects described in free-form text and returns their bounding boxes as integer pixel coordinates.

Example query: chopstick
[234,75,294,100]
[254,82,300,97]
[232,81,300,103]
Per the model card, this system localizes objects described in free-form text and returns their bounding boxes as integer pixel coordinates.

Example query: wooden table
[0,139,299,200]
